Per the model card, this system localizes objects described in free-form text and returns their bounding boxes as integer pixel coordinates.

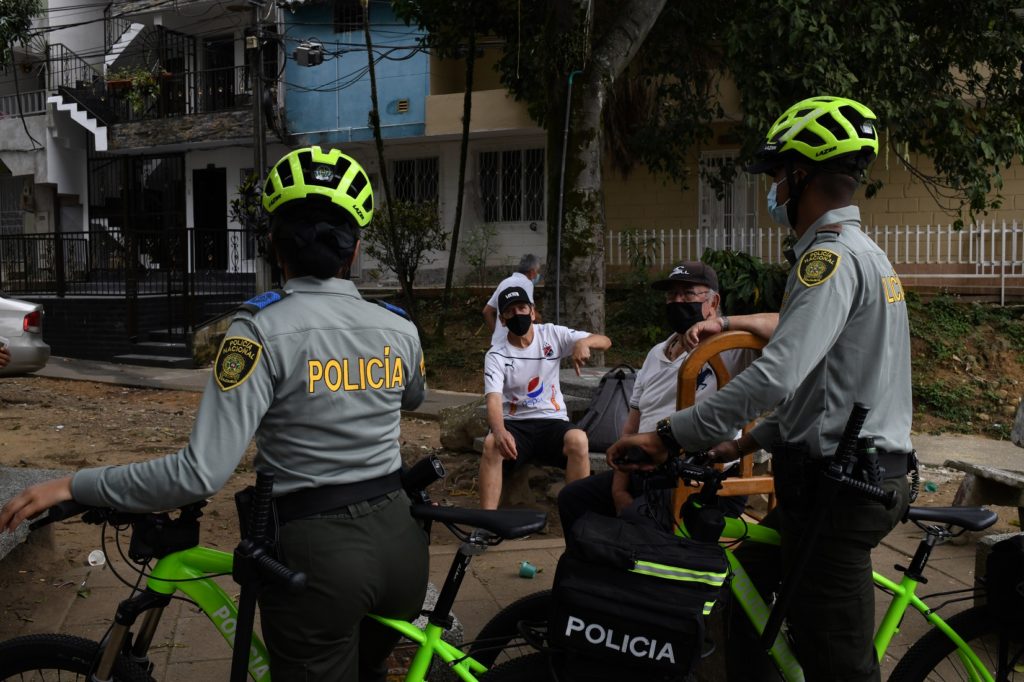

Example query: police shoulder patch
[215,336,263,391]
[797,248,841,287]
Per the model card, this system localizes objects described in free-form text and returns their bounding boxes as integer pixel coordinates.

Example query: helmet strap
[784,159,818,229]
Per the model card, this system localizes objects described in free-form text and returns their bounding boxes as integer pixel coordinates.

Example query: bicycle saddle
[906,505,998,531]
[410,505,547,539]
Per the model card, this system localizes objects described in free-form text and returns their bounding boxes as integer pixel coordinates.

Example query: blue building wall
[282,3,427,144]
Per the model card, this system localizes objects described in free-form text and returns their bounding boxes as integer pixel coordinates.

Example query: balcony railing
[0,90,47,117]
[104,64,253,122]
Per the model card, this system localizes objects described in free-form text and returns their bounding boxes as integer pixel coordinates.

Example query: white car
[0,295,50,375]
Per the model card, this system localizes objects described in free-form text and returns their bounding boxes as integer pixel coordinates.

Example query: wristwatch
[656,417,681,457]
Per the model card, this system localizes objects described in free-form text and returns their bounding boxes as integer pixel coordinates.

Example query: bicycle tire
[477,652,554,681]
[888,605,1024,681]
[0,633,153,681]
[468,589,552,668]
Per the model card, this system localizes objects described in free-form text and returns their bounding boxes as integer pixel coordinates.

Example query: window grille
[334,0,366,32]
[698,151,759,249]
[479,148,545,222]
[391,157,439,204]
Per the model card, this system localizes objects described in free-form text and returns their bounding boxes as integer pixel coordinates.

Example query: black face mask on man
[665,301,706,334]
[506,314,532,336]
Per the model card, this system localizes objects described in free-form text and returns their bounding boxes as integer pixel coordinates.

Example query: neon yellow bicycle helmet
[747,96,879,174]
[262,146,374,227]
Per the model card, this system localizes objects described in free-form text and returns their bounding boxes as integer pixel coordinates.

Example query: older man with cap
[558,261,777,536]
[478,285,612,510]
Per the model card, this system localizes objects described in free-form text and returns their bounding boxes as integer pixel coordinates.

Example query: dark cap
[651,261,719,292]
[497,286,533,314]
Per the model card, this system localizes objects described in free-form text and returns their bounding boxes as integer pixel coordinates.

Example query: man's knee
[481,433,501,463]
[563,428,588,455]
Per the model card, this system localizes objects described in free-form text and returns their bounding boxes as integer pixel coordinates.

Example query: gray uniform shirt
[72,276,425,510]
[670,205,913,458]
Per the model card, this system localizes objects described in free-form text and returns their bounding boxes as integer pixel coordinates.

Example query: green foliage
[0,0,41,65]
[699,249,789,315]
[912,379,975,424]
[482,0,1024,221]
[608,230,664,347]
[907,292,975,359]
[228,173,270,257]
[107,65,159,114]
[361,201,447,319]
[461,222,498,287]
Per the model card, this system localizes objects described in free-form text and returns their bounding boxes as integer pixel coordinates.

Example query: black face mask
[506,314,532,337]
[665,301,705,334]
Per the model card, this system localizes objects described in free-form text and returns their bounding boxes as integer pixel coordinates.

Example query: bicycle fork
[93,589,171,680]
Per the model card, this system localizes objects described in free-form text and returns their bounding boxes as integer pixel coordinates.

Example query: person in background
[479,286,611,510]
[482,254,542,347]
[558,261,776,536]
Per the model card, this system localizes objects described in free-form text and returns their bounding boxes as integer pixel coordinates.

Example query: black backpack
[576,365,636,453]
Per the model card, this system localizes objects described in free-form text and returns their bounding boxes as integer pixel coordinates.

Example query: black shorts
[501,418,579,471]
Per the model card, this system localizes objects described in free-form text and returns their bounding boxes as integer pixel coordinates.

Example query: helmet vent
[280,153,299,187]
[348,170,368,198]
[819,112,848,140]
[794,128,826,147]
[840,105,876,139]
[362,195,373,214]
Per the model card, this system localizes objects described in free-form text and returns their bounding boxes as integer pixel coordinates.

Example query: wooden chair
[671,330,776,522]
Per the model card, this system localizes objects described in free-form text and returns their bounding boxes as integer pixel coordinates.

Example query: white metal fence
[0,90,47,117]
[607,220,1024,301]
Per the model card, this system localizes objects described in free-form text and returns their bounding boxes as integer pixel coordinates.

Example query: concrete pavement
[1,356,1021,678]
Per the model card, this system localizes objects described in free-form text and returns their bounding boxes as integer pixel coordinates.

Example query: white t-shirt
[484,323,590,421]
[630,334,757,432]
[486,272,535,346]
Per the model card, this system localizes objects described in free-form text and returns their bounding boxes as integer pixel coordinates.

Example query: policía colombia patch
[797,248,841,287]
[215,336,263,391]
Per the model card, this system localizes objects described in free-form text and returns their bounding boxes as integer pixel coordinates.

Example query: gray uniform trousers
[259,491,429,682]
[727,472,910,682]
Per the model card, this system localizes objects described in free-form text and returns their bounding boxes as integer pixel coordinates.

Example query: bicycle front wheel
[888,606,1024,681]
[0,633,153,681]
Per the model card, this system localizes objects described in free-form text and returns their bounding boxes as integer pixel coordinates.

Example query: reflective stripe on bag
[630,560,728,588]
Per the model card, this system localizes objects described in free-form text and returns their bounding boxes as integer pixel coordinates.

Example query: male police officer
[0,146,428,682]
[609,96,913,681]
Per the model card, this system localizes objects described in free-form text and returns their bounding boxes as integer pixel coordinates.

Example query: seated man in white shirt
[558,261,776,534]
[479,286,612,510]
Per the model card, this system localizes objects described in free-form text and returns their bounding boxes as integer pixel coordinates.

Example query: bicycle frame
[712,515,994,682]
[137,545,486,682]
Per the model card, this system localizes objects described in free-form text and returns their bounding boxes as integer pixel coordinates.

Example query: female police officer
[0,146,429,681]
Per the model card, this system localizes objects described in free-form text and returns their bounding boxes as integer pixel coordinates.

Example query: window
[698,151,759,248]
[479,148,544,223]
[334,0,365,32]
[390,157,439,204]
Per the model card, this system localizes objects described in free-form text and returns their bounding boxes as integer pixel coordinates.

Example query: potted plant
[106,66,159,114]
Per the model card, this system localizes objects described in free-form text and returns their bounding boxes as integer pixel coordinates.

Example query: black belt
[876,450,913,479]
[772,443,913,480]
[275,470,402,523]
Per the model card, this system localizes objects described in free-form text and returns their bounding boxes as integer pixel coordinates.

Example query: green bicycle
[472,455,1022,681]
[0,457,547,682]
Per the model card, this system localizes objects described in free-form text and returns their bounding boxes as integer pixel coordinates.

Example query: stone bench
[945,459,1024,528]
[0,467,69,563]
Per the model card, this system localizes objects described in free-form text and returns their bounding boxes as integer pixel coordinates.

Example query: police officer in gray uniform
[608,96,913,681]
[0,145,429,682]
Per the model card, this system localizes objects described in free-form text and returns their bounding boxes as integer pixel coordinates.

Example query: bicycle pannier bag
[986,534,1024,622]
[549,512,729,679]
[576,365,636,453]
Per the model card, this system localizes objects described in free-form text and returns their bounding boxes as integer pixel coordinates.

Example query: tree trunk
[547,0,666,350]
[435,25,477,338]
